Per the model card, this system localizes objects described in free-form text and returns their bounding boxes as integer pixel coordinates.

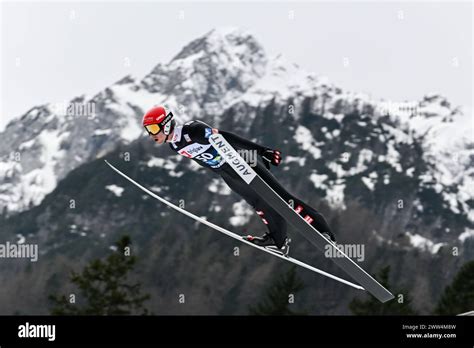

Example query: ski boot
[242,233,274,247]
[265,237,291,257]
[242,233,291,257]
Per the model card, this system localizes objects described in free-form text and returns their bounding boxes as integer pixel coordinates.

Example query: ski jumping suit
[169,120,334,248]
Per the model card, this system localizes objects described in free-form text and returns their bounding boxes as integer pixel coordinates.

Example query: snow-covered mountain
[1,26,473,315]
[0,27,472,249]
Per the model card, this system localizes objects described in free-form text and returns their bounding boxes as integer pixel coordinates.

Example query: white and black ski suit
[168,120,334,248]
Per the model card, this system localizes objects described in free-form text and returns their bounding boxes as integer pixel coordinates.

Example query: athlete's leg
[220,171,288,248]
[253,198,288,248]
[253,162,336,240]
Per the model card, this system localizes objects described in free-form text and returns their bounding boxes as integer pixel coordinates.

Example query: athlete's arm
[186,121,266,152]
[218,130,266,154]
[218,130,282,169]
[187,121,282,169]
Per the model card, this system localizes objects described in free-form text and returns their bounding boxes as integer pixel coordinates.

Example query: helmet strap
[163,120,176,142]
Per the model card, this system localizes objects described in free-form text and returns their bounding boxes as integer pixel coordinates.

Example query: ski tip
[381,293,396,303]
[104,160,116,170]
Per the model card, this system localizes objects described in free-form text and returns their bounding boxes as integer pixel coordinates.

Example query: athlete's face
[150,131,167,144]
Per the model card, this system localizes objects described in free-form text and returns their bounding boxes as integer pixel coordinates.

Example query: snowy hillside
[0,27,472,251]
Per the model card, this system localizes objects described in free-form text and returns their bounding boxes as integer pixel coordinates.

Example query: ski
[104,160,365,291]
[208,133,395,303]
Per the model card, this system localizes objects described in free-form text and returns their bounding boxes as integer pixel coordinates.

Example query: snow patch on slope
[19,129,66,208]
[310,173,329,190]
[285,156,306,166]
[208,178,232,195]
[229,200,254,226]
[458,228,474,243]
[106,184,124,197]
[294,126,321,159]
[146,156,184,177]
[310,172,346,210]
[405,232,446,254]
[361,172,378,191]
[326,183,346,210]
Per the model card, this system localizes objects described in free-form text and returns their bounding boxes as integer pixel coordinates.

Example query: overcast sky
[1,1,472,131]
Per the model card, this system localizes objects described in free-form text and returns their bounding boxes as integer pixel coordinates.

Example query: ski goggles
[145,124,161,135]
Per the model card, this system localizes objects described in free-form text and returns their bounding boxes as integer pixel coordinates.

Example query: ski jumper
[169,120,333,248]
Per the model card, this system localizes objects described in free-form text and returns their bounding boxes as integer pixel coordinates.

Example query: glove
[261,148,282,170]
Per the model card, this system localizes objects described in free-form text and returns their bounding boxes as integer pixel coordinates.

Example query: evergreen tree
[435,260,474,315]
[349,266,417,315]
[49,236,150,315]
[249,266,307,315]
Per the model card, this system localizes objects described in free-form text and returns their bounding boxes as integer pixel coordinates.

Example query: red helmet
[142,105,175,137]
